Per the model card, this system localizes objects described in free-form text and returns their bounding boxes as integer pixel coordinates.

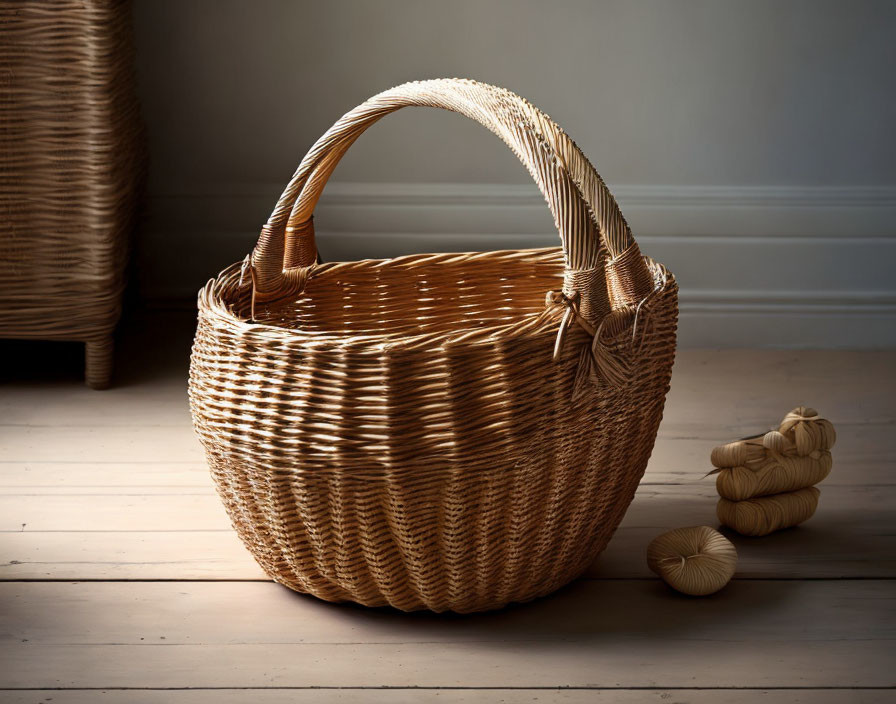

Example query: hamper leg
[85,336,114,390]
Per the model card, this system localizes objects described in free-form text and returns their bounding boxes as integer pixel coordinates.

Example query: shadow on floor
[273,569,800,643]
[0,308,197,388]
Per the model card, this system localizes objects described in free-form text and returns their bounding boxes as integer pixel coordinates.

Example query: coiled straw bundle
[647,526,737,595]
[711,407,834,536]
[713,450,832,502]
[717,487,820,537]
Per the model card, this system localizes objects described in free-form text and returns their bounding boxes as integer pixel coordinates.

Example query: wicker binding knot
[545,266,665,398]
[711,407,835,536]
[189,79,679,612]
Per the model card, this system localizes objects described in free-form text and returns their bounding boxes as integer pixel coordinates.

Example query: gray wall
[133,0,896,346]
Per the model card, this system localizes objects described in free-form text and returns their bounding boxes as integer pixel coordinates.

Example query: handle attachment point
[284,217,317,269]
[606,242,653,309]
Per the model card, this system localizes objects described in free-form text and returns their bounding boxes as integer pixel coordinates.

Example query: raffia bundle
[711,407,835,536]
[712,446,832,501]
[718,487,820,537]
[647,526,737,595]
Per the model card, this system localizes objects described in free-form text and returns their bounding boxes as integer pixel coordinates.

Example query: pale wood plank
[0,426,204,464]
[0,463,209,490]
[0,378,192,429]
[1,581,893,689]
[0,493,230,531]
[1,421,888,485]
[1,481,887,540]
[0,530,263,580]
[2,484,891,579]
[656,349,896,427]
[0,689,892,703]
[2,348,893,427]
[0,460,888,492]
[5,641,891,688]
[5,515,892,581]
[9,580,890,645]
[3,474,888,532]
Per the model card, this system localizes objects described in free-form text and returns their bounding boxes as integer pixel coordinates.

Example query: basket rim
[197,247,673,352]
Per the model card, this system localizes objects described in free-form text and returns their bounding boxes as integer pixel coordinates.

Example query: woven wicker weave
[189,79,678,612]
[0,0,144,388]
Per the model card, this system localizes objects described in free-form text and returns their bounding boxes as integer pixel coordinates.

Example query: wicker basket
[0,0,144,388]
[189,79,678,612]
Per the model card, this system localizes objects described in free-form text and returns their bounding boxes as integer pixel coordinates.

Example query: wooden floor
[1,313,894,703]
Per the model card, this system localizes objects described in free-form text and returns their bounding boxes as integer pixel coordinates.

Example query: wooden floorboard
[1,329,894,696]
[1,693,894,704]
[2,482,892,580]
[2,580,894,689]
[1,421,890,483]
[8,639,889,689]
[1,692,893,704]
[4,481,890,533]
[2,347,893,427]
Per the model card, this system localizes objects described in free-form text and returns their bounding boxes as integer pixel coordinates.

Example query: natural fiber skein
[647,526,737,596]
[714,450,832,501]
[709,406,835,502]
[717,486,820,537]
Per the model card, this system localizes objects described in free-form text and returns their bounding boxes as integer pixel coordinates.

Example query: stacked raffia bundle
[711,408,836,536]
[647,407,836,596]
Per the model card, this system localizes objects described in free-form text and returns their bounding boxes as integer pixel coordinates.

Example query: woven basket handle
[251,79,652,322]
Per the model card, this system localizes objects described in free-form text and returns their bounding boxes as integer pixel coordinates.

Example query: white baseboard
[138,182,896,347]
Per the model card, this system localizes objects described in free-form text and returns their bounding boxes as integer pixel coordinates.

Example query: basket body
[0,0,144,388]
[190,79,678,612]
[190,248,677,612]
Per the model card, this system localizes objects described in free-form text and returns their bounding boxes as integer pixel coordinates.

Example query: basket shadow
[268,485,830,642]
[275,565,796,645]
[265,479,870,642]
[112,309,196,388]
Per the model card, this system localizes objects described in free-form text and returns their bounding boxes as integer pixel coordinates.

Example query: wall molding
[153,180,896,206]
[138,182,896,347]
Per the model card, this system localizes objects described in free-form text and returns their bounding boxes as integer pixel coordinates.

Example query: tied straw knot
[545,283,659,399]
[544,288,581,313]
[544,288,591,363]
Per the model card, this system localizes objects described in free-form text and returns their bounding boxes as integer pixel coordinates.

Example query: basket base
[262,541,604,614]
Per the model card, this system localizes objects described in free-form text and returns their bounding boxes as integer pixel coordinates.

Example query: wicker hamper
[189,79,678,612]
[0,0,144,388]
